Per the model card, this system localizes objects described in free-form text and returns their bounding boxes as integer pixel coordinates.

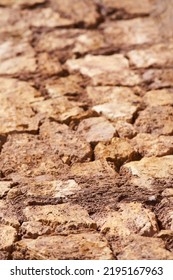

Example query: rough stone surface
[131,133,173,157]
[0,0,173,260]
[13,233,113,260]
[95,137,138,168]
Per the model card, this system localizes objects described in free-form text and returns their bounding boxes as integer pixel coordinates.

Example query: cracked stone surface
[0,0,173,260]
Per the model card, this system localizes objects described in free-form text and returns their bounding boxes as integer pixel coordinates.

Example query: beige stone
[95,202,158,238]
[0,225,17,251]
[132,133,173,157]
[143,69,173,89]
[66,54,141,86]
[162,189,173,198]
[0,0,46,6]
[121,155,173,190]
[102,0,154,15]
[0,181,12,198]
[0,200,20,228]
[77,117,116,143]
[134,106,173,135]
[117,235,173,260]
[13,233,113,260]
[128,42,173,68]
[157,230,173,252]
[144,89,173,106]
[115,121,137,139]
[102,18,160,48]
[95,138,137,168]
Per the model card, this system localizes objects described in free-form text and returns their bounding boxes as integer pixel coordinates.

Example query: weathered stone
[162,189,173,198]
[95,137,138,168]
[40,121,92,164]
[143,69,173,89]
[25,179,81,201]
[102,0,154,15]
[0,134,68,177]
[0,251,9,260]
[102,18,161,48]
[128,42,173,68]
[22,204,96,237]
[115,121,137,139]
[66,54,141,86]
[0,78,42,135]
[134,106,173,135]
[156,198,173,230]
[132,133,173,157]
[70,160,117,178]
[87,86,141,105]
[37,52,62,76]
[13,233,113,259]
[143,89,173,107]
[0,225,17,251]
[77,117,116,143]
[0,200,20,228]
[117,235,173,260]
[120,155,173,191]
[0,181,12,198]
[96,202,158,238]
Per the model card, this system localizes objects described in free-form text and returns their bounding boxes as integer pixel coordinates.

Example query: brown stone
[0,225,17,251]
[115,121,137,139]
[0,0,46,6]
[143,69,173,89]
[0,181,12,198]
[131,133,173,157]
[134,106,173,135]
[117,235,173,260]
[40,121,92,164]
[156,198,173,230]
[157,230,173,252]
[0,200,20,228]
[13,233,113,260]
[95,137,138,168]
[77,117,116,143]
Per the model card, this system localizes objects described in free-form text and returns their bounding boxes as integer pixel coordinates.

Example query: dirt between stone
[0,0,173,260]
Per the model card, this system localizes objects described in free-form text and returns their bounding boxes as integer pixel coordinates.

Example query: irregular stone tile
[45,75,83,99]
[102,18,161,48]
[25,179,81,201]
[23,7,73,28]
[128,42,173,68]
[0,0,46,6]
[95,202,158,238]
[0,200,20,228]
[156,198,173,230]
[134,106,173,135]
[115,120,137,139]
[70,160,117,178]
[87,86,141,105]
[0,225,17,251]
[93,102,138,123]
[0,134,68,177]
[162,188,173,198]
[77,117,116,143]
[13,232,113,260]
[132,133,173,157]
[101,0,154,15]
[0,78,42,135]
[66,54,141,86]
[95,137,138,168]
[157,230,173,252]
[22,203,96,237]
[0,181,12,198]
[120,155,173,191]
[144,89,173,107]
[117,235,173,260]
[40,121,92,164]
[32,97,84,123]
[50,0,100,27]
[143,69,173,89]
[37,52,62,76]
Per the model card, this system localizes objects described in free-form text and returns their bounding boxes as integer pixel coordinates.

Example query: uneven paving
[0,0,173,260]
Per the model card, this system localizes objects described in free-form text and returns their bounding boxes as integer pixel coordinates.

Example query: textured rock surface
[0,0,173,260]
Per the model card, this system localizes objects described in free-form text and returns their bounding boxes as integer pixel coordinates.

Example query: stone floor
[0,0,173,260]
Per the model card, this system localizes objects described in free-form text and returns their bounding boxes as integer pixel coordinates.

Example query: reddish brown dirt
[0,0,173,260]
